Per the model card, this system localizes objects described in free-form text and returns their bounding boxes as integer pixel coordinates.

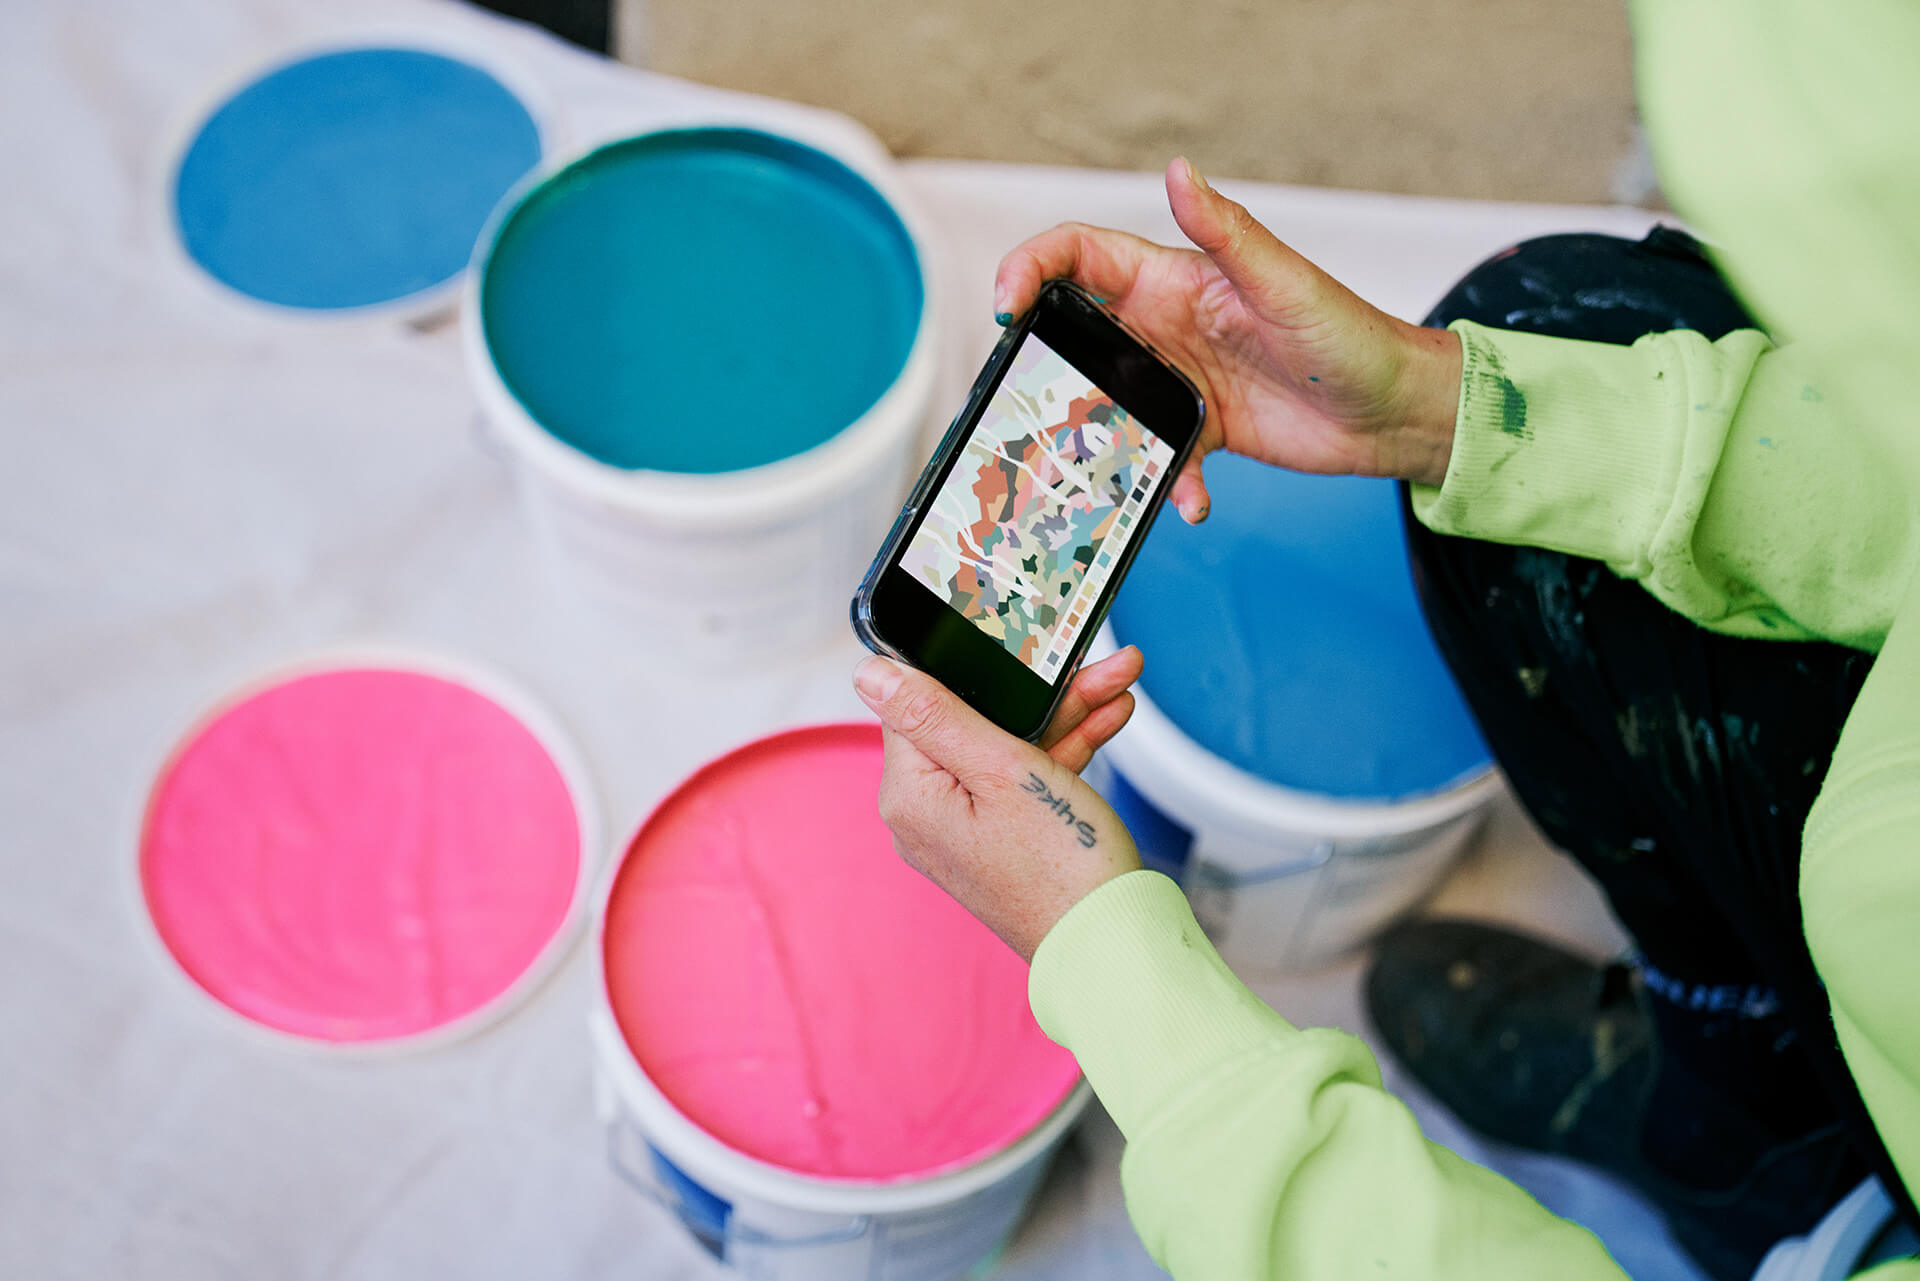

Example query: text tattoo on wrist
[1023,773,1097,848]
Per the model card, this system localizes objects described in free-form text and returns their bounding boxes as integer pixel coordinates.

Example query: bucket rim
[462,122,941,531]
[159,26,562,324]
[588,1005,1092,1216]
[1091,626,1504,840]
[588,720,1091,1213]
[128,645,601,1056]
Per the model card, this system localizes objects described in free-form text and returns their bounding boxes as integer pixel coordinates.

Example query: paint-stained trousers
[1399,228,1914,1222]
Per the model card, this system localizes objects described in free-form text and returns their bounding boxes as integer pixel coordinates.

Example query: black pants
[1402,228,1914,1224]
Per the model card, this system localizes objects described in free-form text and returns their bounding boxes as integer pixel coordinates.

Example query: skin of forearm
[1380,322,1461,488]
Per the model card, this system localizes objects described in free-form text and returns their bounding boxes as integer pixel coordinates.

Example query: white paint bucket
[1088,675,1500,975]
[1090,456,1502,975]
[588,1015,1089,1279]
[464,126,938,665]
[590,724,1090,1277]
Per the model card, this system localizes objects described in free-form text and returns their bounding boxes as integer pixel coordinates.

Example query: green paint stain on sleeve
[1495,376,1530,437]
[1468,343,1530,439]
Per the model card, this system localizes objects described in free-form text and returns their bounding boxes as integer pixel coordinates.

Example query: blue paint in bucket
[1110,455,1489,800]
[174,48,541,310]
[1102,768,1193,877]
[478,129,923,473]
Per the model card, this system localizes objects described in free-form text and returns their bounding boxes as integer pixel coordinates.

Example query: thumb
[1165,156,1330,325]
[854,656,1006,784]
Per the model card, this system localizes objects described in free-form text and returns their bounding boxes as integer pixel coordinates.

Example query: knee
[1422,227,1754,344]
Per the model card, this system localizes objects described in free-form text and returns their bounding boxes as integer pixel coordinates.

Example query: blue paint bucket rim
[462,122,939,530]
[162,30,558,322]
[1091,624,1504,833]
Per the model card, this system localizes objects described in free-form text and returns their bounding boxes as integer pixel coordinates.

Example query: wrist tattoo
[1023,773,1098,848]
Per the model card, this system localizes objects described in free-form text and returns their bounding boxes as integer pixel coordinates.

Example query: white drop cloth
[0,1,1705,1277]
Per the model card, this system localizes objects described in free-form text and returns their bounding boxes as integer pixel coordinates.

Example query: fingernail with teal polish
[995,311,1013,326]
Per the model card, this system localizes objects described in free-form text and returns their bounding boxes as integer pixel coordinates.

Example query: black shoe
[1364,918,1861,1281]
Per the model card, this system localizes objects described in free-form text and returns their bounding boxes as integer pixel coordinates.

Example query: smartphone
[852,280,1205,740]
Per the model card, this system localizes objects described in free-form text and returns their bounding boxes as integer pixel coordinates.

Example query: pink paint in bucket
[591,723,1088,1277]
[138,660,594,1049]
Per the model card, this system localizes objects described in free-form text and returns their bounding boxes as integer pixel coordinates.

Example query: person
[852,5,1920,1278]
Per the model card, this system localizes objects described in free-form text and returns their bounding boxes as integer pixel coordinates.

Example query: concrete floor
[617,0,1647,205]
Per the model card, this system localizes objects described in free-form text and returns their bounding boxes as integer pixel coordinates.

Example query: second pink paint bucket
[589,723,1088,1278]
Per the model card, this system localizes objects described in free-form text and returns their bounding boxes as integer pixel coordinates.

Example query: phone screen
[898,334,1177,682]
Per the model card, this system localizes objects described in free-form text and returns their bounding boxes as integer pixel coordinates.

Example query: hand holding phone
[993,162,1466,499]
[852,650,1146,960]
[853,281,1205,740]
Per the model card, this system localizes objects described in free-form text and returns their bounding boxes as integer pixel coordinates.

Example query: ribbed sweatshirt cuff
[1028,870,1297,1139]
[1409,320,1683,573]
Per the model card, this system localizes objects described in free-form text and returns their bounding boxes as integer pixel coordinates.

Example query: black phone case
[851,282,1204,739]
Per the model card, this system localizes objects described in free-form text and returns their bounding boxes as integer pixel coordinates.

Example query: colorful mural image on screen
[902,336,1174,680]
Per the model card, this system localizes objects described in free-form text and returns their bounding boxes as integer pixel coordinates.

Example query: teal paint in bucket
[1109,454,1488,800]
[463,125,938,663]
[174,48,541,312]
[479,129,923,473]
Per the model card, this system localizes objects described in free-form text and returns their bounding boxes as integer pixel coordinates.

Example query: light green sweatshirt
[1026,1,1920,1276]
